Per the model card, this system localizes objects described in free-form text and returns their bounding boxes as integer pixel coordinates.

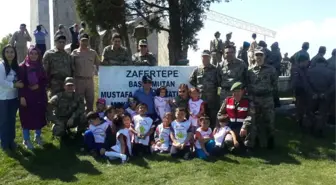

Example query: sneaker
[23,140,34,150]
[34,137,43,146]
[121,154,127,164]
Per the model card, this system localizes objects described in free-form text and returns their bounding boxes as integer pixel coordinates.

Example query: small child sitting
[104,105,116,127]
[125,97,138,119]
[188,87,205,129]
[96,98,107,119]
[84,112,112,156]
[115,102,125,116]
[102,113,133,164]
[152,112,172,153]
[154,86,171,121]
[195,116,215,160]
[212,115,239,155]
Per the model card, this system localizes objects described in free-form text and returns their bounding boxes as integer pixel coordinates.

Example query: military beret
[230,82,243,91]
[138,39,148,46]
[201,50,211,56]
[64,77,74,85]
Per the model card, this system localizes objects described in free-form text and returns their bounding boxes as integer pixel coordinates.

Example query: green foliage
[0,34,12,58]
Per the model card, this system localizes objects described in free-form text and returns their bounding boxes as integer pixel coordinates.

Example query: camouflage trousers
[305,97,329,134]
[254,96,275,148]
[211,52,222,66]
[48,79,65,99]
[224,124,256,148]
[219,88,231,106]
[52,115,87,137]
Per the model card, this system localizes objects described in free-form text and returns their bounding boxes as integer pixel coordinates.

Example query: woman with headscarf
[18,46,48,149]
[0,45,23,151]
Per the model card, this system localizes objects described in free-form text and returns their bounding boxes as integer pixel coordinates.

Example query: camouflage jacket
[189,64,219,101]
[247,64,278,97]
[48,92,85,119]
[132,52,157,66]
[42,48,73,81]
[217,58,247,90]
[101,45,131,66]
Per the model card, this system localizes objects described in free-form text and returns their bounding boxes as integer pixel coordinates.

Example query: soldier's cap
[64,77,74,86]
[58,24,64,29]
[96,98,106,105]
[138,39,148,46]
[297,54,309,62]
[217,114,230,122]
[142,75,152,83]
[79,33,89,40]
[230,82,243,91]
[214,31,220,36]
[226,32,232,36]
[201,50,211,56]
[255,46,264,55]
[55,34,66,41]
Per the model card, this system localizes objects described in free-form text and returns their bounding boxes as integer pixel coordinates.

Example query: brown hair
[189,87,200,94]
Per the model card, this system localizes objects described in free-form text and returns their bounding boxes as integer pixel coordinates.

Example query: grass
[0,77,335,185]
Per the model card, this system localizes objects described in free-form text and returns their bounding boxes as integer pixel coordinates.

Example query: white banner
[99,66,197,105]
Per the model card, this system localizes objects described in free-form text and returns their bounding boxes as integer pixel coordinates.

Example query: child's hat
[97,98,106,105]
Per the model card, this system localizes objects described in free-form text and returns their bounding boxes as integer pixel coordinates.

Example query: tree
[126,0,223,65]
[75,0,131,52]
[0,34,12,58]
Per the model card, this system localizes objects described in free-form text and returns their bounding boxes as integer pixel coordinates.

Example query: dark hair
[113,113,131,130]
[224,44,236,51]
[156,86,167,96]
[178,83,189,90]
[112,33,122,40]
[114,102,124,109]
[104,105,115,116]
[86,111,100,120]
[2,45,19,76]
[81,21,86,28]
[175,107,187,114]
[318,46,326,54]
[36,25,42,31]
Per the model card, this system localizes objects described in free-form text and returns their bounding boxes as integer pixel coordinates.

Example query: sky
[0,0,335,66]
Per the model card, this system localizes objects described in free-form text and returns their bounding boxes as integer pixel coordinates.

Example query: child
[212,115,239,155]
[96,98,106,119]
[102,113,133,164]
[195,116,215,160]
[84,112,112,156]
[115,102,125,116]
[125,97,138,119]
[170,107,192,160]
[188,87,205,129]
[153,112,172,153]
[104,105,116,127]
[130,103,154,156]
[154,86,171,121]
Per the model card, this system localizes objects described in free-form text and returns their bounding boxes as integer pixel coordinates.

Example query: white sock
[105,151,125,160]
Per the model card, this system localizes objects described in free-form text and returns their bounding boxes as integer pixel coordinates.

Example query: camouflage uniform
[101,45,131,66]
[43,48,73,98]
[247,58,278,148]
[210,32,223,66]
[190,62,220,127]
[217,82,256,148]
[217,58,247,105]
[48,90,86,137]
[132,52,157,66]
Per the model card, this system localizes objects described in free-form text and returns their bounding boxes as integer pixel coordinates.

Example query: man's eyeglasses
[255,53,263,57]
[178,90,186,93]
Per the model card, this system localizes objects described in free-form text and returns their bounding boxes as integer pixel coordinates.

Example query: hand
[29,84,39,90]
[14,80,24,88]
[240,129,247,137]
[67,118,74,127]
[20,97,27,107]
[157,142,162,147]
[233,140,239,148]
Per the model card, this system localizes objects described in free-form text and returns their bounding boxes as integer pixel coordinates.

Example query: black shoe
[267,137,274,150]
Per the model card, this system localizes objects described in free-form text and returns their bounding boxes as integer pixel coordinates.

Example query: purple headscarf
[23,46,44,85]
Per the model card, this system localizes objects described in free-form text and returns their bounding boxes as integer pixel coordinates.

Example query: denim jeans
[22,129,42,141]
[0,98,19,149]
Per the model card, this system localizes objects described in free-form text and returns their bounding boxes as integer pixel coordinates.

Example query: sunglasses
[140,45,147,48]
[255,53,263,57]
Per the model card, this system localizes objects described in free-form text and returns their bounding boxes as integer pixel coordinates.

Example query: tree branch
[140,0,169,10]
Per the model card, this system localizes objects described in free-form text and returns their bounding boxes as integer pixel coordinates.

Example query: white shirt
[88,121,110,143]
[104,116,113,127]
[171,120,192,145]
[133,115,154,146]
[213,126,231,146]
[195,127,213,149]
[188,99,204,127]
[112,128,132,156]
[0,62,18,100]
[154,96,171,120]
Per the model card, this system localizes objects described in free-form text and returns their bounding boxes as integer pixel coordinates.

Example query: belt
[75,76,92,79]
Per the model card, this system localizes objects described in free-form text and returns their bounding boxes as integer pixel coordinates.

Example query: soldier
[71,33,101,112]
[247,47,278,149]
[132,39,157,66]
[291,55,310,126]
[10,23,32,63]
[269,42,282,107]
[327,49,336,125]
[281,53,291,76]
[306,57,335,137]
[310,46,327,67]
[101,33,131,66]
[189,50,220,127]
[327,49,336,71]
[217,82,256,152]
[48,77,86,137]
[237,41,250,67]
[290,42,310,67]
[217,44,247,105]
[248,33,258,67]
[43,35,73,98]
[209,31,223,66]
[133,22,148,45]
[258,41,271,64]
